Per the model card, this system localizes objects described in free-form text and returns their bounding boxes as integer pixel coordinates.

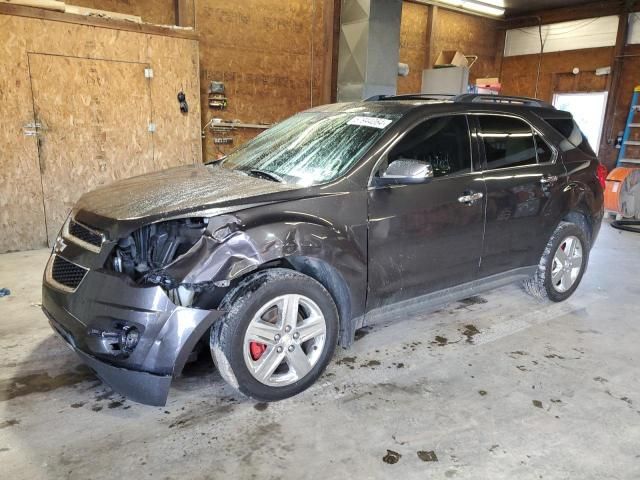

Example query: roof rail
[365,93,455,102]
[454,94,554,109]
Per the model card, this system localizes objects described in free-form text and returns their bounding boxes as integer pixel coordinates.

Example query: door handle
[458,191,483,205]
[540,175,558,185]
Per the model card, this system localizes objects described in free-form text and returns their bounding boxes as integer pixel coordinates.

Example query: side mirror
[377,159,434,185]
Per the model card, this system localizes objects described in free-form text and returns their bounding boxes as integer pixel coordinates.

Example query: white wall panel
[504,16,619,57]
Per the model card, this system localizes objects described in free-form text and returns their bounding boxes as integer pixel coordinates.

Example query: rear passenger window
[478,115,537,170]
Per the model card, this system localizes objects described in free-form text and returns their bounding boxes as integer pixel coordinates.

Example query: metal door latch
[458,191,484,205]
[540,175,558,185]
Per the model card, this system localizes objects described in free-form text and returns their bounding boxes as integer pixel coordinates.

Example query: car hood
[73,164,300,237]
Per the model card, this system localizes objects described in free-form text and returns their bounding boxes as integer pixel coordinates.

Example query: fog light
[121,327,140,352]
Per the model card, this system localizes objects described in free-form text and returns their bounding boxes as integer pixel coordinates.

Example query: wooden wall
[398,2,503,95]
[0,12,201,252]
[398,1,429,94]
[197,0,336,160]
[500,47,613,100]
[500,46,623,167]
[433,8,502,84]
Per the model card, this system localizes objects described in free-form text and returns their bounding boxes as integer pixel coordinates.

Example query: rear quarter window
[543,117,596,157]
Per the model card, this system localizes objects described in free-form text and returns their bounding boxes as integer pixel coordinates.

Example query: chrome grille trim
[62,217,104,253]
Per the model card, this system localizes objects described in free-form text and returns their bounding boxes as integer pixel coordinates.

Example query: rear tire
[210,268,338,401]
[523,222,589,302]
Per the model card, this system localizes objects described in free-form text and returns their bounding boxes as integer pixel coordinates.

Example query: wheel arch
[562,208,593,243]
[284,255,355,347]
[247,255,357,348]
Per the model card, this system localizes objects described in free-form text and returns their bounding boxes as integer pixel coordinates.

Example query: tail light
[596,163,607,190]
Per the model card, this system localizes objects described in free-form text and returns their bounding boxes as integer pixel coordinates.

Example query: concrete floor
[0,221,639,480]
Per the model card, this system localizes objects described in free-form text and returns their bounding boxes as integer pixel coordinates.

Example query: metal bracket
[23,121,46,137]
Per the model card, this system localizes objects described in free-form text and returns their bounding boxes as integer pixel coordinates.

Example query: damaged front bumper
[42,244,223,406]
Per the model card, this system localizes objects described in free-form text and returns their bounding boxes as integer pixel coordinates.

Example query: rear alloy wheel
[524,222,589,302]
[211,269,338,401]
[549,235,583,293]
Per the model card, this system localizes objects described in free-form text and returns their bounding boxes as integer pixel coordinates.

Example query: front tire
[524,222,589,302]
[210,268,339,401]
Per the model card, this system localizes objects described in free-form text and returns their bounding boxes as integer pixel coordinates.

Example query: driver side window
[380,115,472,178]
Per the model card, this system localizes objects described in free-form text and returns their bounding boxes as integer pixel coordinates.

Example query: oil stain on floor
[0,365,95,401]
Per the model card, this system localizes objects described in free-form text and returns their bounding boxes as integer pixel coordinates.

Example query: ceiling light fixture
[435,0,505,17]
[462,1,505,16]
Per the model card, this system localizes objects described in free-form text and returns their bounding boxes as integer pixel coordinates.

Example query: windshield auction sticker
[347,116,393,129]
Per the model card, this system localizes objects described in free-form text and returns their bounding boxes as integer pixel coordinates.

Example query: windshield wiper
[204,157,226,166]
[246,169,284,183]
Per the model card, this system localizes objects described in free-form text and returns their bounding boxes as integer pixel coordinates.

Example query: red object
[250,342,267,361]
[596,163,608,190]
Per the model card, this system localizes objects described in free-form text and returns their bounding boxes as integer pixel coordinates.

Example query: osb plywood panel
[433,9,501,83]
[500,47,613,101]
[148,34,202,167]
[553,72,607,93]
[26,19,146,62]
[398,1,428,94]
[69,0,177,25]
[397,4,501,94]
[500,46,618,167]
[29,54,154,245]
[0,13,201,251]
[197,0,332,161]
[0,15,48,251]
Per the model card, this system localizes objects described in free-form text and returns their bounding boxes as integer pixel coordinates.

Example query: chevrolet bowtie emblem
[55,236,67,253]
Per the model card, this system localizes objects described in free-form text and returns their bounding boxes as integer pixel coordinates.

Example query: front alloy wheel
[211,269,338,401]
[243,294,327,387]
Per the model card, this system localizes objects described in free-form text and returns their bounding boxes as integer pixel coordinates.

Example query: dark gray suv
[42,94,606,405]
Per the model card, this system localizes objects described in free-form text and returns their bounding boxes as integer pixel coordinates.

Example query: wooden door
[28,54,154,245]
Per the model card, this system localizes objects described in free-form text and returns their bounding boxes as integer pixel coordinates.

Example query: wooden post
[319,0,337,105]
[425,4,438,70]
[330,0,341,103]
[600,6,629,156]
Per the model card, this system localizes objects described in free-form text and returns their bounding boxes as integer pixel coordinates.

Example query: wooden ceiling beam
[0,3,198,39]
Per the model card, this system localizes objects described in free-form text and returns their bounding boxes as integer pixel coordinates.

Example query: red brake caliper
[250,342,267,361]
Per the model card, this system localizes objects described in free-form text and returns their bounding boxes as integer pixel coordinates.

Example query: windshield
[220,110,400,185]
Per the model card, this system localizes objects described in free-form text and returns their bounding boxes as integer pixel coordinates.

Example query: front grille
[68,219,103,247]
[51,256,88,290]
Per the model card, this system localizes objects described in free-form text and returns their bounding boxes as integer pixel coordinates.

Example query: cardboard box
[434,50,469,68]
[475,77,500,87]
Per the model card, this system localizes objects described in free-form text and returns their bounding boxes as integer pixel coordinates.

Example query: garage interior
[1,0,640,478]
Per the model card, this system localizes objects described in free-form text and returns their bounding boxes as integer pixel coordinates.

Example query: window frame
[469,112,558,172]
[368,113,478,188]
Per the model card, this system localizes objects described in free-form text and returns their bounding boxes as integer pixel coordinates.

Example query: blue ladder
[617,85,640,167]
